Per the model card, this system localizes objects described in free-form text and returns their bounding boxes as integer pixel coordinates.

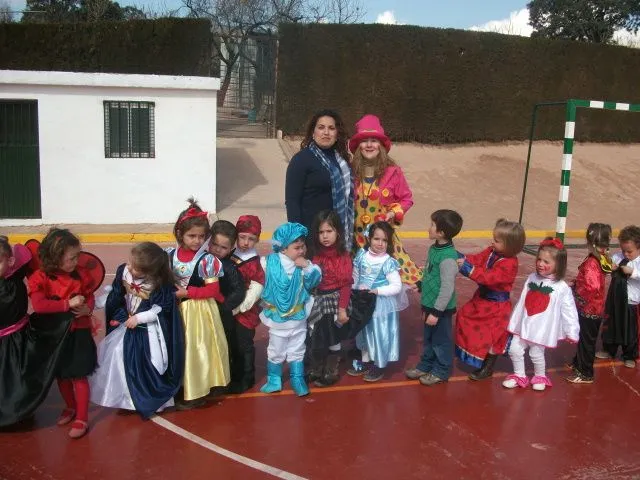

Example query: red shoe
[68,420,89,439]
[57,408,76,426]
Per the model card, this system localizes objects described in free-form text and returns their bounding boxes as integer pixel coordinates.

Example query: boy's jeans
[416,311,453,380]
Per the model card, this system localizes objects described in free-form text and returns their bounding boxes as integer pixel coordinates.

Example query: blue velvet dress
[90,264,185,418]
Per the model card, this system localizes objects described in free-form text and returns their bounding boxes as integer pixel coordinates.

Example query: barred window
[104,101,155,158]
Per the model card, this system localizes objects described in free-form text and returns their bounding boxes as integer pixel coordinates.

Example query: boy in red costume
[229,215,265,393]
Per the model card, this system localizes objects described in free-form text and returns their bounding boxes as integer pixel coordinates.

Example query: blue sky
[5,0,639,43]
[7,0,532,31]
[129,0,531,30]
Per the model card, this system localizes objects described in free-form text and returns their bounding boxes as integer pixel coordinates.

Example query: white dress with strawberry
[508,273,580,348]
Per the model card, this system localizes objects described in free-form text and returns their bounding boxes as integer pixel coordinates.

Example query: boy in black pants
[209,220,247,393]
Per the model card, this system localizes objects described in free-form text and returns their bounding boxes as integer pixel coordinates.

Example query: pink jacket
[355,165,414,223]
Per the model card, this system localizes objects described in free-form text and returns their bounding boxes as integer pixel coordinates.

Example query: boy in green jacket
[405,209,463,386]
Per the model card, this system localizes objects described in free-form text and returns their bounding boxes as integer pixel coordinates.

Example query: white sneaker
[532,383,546,391]
[595,351,612,359]
[502,378,518,389]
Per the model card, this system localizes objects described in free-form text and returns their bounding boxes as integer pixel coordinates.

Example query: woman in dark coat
[285,109,354,249]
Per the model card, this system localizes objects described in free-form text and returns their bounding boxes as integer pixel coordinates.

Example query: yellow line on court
[5,229,621,244]
[227,360,623,399]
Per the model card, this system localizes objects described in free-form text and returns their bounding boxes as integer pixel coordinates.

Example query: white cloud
[376,10,399,25]
[470,8,639,48]
[470,8,533,37]
[613,28,640,48]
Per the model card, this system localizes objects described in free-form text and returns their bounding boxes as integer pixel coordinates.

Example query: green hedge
[277,23,640,143]
[0,19,215,76]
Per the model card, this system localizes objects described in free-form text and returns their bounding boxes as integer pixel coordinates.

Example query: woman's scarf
[309,141,354,249]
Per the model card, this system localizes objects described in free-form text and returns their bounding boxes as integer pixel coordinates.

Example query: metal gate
[217,33,277,138]
[0,100,41,218]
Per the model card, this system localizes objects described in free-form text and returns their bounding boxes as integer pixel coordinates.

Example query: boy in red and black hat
[228,215,265,393]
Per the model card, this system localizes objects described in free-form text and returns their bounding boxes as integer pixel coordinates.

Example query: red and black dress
[27,267,98,426]
[455,247,519,368]
[228,250,265,392]
[308,245,353,351]
[571,255,607,378]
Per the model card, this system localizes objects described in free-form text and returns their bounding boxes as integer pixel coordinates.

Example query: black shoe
[314,353,341,387]
[175,398,207,411]
[469,354,498,381]
[307,349,327,383]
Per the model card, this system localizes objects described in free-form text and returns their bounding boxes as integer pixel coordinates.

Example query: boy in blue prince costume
[260,222,322,396]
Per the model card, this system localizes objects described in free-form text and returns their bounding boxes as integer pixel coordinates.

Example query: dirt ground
[3,139,638,236]
[240,138,640,234]
[382,140,639,232]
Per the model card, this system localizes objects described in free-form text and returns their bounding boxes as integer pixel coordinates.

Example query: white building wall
[0,71,220,225]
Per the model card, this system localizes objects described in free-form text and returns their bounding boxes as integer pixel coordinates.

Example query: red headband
[540,238,564,250]
[179,207,208,225]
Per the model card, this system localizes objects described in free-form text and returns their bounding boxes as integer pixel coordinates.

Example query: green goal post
[518,98,640,254]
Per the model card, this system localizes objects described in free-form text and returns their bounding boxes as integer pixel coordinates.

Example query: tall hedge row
[0,19,215,76]
[277,23,640,143]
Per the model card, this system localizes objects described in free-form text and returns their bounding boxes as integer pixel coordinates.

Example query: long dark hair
[39,228,81,274]
[366,221,395,256]
[130,242,174,288]
[300,109,349,160]
[310,209,347,257]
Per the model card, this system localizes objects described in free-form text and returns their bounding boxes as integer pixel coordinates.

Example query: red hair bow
[179,207,208,225]
[540,238,564,250]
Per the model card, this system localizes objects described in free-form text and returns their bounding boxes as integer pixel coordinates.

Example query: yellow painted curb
[6,228,621,244]
[7,233,176,244]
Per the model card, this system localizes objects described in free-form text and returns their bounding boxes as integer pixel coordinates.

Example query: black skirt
[309,313,343,351]
[340,290,377,341]
[603,268,637,346]
[0,312,72,427]
[56,328,97,379]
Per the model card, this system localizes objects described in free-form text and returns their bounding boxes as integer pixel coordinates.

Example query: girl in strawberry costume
[350,114,422,286]
[503,238,580,391]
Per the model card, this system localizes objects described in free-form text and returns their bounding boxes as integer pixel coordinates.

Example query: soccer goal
[518,98,640,254]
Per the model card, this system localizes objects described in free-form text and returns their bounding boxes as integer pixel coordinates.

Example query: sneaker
[405,367,429,380]
[532,383,546,391]
[565,362,577,372]
[419,373,446,386]
[363,367,384,382]
[346,360,368,377]
[623,359,636,368]
[565,373,594,384]
[595,351,612,360]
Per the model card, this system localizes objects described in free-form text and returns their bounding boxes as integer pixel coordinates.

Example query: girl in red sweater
[28,228,99,439]
[567,223,612,383]
[307,210,353,387]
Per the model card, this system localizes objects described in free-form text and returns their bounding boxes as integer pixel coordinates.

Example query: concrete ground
[2,239,639,480]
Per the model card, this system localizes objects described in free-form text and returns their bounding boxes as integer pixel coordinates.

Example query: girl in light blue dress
[347,221,408,382]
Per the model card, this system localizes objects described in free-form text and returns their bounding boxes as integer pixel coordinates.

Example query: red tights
[57,378,90,422]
